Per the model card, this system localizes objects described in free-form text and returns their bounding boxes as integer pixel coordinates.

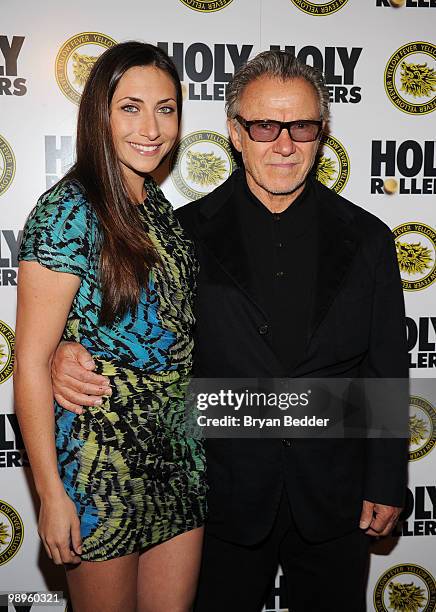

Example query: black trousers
[194,490,370,612]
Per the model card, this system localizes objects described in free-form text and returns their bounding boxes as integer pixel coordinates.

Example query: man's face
[227,76,323,210]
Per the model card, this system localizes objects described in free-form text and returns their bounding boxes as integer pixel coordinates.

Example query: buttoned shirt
[234,171,319,373]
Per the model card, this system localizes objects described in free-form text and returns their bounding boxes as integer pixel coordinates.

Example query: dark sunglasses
[235,115,323,143]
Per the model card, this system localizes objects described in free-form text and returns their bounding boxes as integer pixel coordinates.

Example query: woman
[14,42,206,612]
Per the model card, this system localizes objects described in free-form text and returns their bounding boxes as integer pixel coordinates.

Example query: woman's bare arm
[14,260,83,564]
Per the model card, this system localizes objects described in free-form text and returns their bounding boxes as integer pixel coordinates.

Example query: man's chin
[267,180,305,196]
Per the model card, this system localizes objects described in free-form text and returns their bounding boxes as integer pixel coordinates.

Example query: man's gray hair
[226,50,330,122]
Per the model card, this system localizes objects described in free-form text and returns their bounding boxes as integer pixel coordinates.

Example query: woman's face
[110,65,179,189]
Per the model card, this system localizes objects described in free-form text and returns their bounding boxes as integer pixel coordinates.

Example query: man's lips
[269,162,299,168]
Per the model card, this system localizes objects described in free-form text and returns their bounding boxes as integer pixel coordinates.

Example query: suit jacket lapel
[196,171,267,316]
[189,172,360,369]
[308,182,359,342]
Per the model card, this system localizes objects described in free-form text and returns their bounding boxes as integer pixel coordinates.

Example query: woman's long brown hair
[64,42,182,325]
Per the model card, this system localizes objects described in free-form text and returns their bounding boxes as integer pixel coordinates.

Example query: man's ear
[315,121,326,153]
[320,119,328,141]
[227,118,242,153]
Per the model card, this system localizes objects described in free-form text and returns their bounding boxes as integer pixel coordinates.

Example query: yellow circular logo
[374,564,436,612]
[0,500,24,566]
[393,222,436,291]
[179,0,234,12]
[315,134,350,194]
[0,134,16,197]
[170,131,237,200]
[409,395,436,461]
[55,32,117,104]
[0,320,14,384]
[384,42,436,115]
[290,0,349,16]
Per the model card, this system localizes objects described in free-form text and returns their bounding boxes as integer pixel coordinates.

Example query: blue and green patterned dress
[19,176,207,561]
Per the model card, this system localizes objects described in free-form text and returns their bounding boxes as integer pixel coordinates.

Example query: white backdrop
[0,1,435,610]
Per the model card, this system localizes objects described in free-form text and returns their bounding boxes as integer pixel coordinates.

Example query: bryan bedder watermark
[184,378,411,439]
[196,388,330,430]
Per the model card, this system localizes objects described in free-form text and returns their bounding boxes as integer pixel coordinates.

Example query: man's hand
[359,500,402,537]
[52,342,111,414]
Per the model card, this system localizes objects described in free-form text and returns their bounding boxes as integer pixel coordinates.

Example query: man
[51,51,408,611]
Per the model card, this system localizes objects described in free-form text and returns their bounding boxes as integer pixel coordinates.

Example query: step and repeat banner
[1,0,435,610]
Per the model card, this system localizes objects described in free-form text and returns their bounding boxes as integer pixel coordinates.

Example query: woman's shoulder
[36,179,92,216]
[28,179,97,234]
[20,179,99,274]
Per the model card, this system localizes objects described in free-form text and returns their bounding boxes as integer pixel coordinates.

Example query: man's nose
[273,127,296,156]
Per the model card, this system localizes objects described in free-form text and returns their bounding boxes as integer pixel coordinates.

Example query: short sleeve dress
[19,177,207,561]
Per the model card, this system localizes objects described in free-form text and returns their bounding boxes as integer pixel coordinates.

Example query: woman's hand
[38,491,83,565]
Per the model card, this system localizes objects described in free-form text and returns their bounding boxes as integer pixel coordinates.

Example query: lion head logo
[72,52,98,88]
[396,241,433,276]
[0,522,10,549]
[400,61,436,99]
[409,414,429,447]
[316,156,337,186]
[388,580,427,611]
[186,151,227,187]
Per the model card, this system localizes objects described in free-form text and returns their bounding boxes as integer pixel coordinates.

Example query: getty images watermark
[183,378,411,439]
[195,388,330,429]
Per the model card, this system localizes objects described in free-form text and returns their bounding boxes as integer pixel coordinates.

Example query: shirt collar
[239,170,312,218]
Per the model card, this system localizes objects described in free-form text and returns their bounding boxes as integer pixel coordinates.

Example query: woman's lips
[129,142,161,155]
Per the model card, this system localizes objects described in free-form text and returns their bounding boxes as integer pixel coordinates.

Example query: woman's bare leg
[66,551,138,612]
[137,527,204,612]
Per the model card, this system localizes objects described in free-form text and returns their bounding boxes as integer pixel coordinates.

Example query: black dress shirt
[233,171,318,374]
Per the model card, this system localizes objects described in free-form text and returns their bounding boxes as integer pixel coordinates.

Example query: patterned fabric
[19,176,206,560]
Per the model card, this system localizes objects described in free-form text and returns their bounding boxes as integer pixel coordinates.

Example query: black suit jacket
[176,170,409,545]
